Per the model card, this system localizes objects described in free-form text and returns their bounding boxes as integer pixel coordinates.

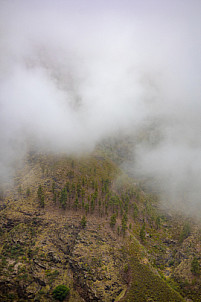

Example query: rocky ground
[0,151,200,301]
[0,209,129,301]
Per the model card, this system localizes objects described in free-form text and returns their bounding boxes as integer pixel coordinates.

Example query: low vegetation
[52,285,70,301]
[0,149,200,301]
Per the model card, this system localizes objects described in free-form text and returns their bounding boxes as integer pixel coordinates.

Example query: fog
[0,0,201,215]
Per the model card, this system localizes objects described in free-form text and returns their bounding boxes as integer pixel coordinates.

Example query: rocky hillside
[0,150,200,301]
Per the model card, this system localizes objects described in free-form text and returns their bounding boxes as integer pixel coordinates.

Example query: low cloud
[0,0,201,215]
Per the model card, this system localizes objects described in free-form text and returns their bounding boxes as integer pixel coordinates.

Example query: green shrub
[191,257,200,275]
[52,285,70,301]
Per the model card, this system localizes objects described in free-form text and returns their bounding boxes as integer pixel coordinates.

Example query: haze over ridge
[0,0,201,215]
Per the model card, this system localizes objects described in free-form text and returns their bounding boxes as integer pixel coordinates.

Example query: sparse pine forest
[0,150,200,301]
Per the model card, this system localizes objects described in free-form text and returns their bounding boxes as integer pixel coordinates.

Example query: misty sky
[0,0,201,215]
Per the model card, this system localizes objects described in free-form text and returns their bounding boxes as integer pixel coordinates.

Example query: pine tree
[110,214,117,228]
[140,223,146,241]
[80,216,87,228]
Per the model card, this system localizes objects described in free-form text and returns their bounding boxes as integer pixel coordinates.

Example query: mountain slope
[0,151,200,301]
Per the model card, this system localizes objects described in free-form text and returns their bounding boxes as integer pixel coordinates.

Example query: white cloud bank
[0,0,201,215]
